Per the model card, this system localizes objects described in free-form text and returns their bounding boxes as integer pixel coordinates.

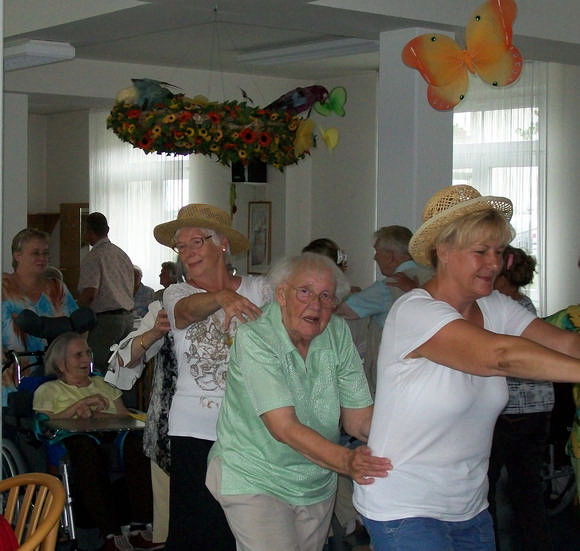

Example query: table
[45,415,145,433]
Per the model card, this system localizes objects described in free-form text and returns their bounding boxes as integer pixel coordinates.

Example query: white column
[2,93,29,271]
[376,29,454,233]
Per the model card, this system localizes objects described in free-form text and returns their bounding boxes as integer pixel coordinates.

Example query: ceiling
[5,0,580,114]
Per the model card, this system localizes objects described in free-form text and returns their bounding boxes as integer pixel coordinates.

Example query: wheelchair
[1,307,120,550]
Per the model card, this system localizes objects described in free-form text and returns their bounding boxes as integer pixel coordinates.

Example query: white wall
[46,111,89,211]
[28,114,47,213]
[545,63,580,314]
[2,93,28,271]
[308,72,379,288]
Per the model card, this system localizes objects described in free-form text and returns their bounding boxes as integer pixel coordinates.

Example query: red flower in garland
[127,109,141,119]
[178,111,193,123]
[139,136,152,149]
[240,128,256,144]
[258,132,273,147]
[208,111,221,124]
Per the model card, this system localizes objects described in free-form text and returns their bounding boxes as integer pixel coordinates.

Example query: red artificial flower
[139,136,152,149]
[258,132,272,147]
[178,111,193,122]
[240,128,256,144]
[127,109,141,119]
[208,111,221,124]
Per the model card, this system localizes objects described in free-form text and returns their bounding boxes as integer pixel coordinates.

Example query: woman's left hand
[347,445,392,485]
[215,289,262,329]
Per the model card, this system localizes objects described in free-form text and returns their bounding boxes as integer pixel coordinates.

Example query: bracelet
[139,336,148,351]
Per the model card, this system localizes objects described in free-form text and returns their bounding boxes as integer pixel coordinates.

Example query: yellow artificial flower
[320,127,339,151]
[190,95,209,106]
[294,119,314,156]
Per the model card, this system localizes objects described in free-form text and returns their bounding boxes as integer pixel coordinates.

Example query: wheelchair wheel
[2,437,27,479]
[543,462,576,516]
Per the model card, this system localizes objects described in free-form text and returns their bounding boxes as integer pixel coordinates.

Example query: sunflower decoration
[107,79,347,169]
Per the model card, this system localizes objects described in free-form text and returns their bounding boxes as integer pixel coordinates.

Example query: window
[452,62,547,313]
[89,110,188,289]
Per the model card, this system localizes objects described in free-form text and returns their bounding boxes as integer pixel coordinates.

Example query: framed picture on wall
[247,201,272,274]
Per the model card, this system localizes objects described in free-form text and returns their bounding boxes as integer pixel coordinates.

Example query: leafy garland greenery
[107,94,316,169]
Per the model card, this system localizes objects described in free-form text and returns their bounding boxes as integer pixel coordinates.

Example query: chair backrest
[0,472,65,551]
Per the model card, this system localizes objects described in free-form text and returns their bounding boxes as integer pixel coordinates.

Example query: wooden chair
[0,472,66,551]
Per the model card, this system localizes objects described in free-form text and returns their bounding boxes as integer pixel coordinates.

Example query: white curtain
[89,110,189,289]
[453,61,547,313]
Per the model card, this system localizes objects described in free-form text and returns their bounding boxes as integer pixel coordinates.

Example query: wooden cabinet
[59,203,89,299]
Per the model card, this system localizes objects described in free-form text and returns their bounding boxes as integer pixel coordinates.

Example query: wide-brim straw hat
[153,203,250,255]
[409,185,513,267]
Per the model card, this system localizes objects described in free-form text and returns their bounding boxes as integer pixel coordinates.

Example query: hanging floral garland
[107,80,347,170]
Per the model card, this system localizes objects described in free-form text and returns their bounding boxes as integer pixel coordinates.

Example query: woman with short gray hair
[208,252,391,551]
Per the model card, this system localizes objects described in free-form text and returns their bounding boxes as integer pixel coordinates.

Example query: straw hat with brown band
[153,203,250,255]
[409,185,514,268]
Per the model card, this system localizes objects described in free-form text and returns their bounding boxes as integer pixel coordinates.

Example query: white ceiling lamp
[237,37,378,66]
[4,39,75,72]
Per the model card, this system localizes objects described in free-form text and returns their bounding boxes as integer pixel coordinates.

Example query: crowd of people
[3,186,580,551]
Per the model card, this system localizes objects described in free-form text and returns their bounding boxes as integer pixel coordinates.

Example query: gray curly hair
[267,252,350,302]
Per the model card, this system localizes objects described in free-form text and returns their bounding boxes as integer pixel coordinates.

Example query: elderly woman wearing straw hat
[152,204,273,551]
[353,185,580,551]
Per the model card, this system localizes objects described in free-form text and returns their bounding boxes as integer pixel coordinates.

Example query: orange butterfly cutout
[401,0,523,111]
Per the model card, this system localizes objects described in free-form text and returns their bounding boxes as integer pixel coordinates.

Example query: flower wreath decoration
[107,80,347,170]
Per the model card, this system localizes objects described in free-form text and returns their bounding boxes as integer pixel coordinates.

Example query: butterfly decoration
[401,0,523,111]
[314,86,347,117]
[320,127,340,151]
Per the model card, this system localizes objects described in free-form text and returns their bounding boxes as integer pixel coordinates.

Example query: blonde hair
[431,209,515,268]
[11,228,49,270]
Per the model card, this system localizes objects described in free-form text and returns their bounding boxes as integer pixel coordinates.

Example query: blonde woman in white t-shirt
[353,185,580,551]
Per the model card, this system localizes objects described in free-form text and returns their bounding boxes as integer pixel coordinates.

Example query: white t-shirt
[164,276,272,441]
[353,289,536,522]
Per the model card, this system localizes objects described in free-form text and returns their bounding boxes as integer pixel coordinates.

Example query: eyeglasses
[292,286,339,309]
[172,235,214,254]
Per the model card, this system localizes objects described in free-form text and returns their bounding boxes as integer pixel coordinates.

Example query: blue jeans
[362,510,495,551]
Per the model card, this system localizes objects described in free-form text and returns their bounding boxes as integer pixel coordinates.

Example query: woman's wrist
[139,335,149,351]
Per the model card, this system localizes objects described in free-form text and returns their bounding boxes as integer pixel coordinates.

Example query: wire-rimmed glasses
[292,286,339,309]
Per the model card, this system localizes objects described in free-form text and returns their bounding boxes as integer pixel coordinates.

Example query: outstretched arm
[415,317,580,381]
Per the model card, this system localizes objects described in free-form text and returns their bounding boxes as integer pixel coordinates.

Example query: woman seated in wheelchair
[33,331,153,551]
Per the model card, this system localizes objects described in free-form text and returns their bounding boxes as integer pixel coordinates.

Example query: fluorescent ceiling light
[4,40,75,71]
[237,38,379,66]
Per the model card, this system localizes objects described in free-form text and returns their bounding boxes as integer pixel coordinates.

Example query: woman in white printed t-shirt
[152,204,272,551]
